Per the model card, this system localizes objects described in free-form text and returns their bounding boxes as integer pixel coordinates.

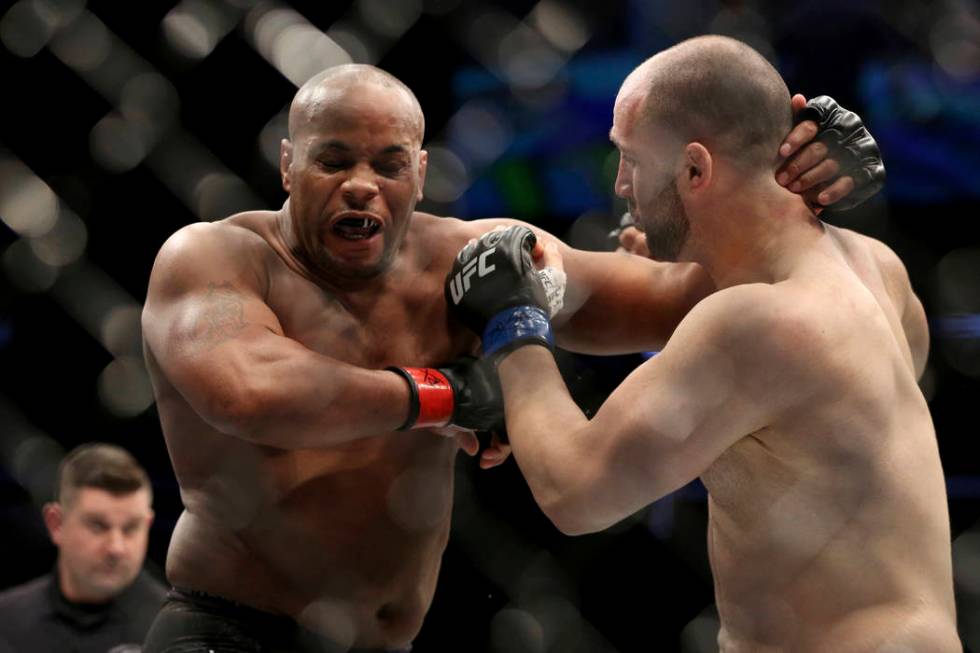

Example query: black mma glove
[445,226,554,359]
[801,95,886,210]
[388,356,504,431]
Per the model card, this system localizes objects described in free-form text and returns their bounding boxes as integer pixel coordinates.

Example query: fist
[445,226,554,358]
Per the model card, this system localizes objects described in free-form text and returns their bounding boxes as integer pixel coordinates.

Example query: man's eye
[376,162,406,176]
[319,160,348,170]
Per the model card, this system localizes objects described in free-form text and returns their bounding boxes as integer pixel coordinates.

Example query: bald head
[628,36,792,170]
[288,64,425,144]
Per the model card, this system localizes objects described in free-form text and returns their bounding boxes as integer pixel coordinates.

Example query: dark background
[1,0,979,651]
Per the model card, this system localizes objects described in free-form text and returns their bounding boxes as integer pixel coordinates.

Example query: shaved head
[628,35,792,170]
[288,64,425,145]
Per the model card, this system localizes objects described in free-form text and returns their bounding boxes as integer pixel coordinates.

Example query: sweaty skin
[504,227,957,652]
[141,209,705,647]
[141,69,714,648]
[497,38,958,653]
[141,64,867,648]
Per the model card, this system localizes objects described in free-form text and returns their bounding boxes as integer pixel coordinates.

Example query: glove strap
[387,367,455,430]
[482,305,554,358]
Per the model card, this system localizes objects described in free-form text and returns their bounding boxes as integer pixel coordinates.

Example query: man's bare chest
[266,275,473,369]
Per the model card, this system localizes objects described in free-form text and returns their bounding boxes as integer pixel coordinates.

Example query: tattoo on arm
[196,282,248,349]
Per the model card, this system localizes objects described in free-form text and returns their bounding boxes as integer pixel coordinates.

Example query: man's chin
[84,574,136,600]
[319,250,393,280]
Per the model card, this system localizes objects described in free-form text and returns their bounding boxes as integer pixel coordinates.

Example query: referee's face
[46,487,154,603]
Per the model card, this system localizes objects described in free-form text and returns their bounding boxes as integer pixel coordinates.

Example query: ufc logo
[449,247,496,304]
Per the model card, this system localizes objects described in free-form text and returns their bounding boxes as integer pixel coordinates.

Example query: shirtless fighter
[448,37,959,652]
[140,63,884,651]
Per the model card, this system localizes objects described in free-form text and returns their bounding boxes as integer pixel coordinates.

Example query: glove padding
[799,95,886,210]
[388,356,504,432]
[445,226,554,358]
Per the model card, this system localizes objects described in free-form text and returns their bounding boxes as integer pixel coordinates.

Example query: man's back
[703,226,958,651]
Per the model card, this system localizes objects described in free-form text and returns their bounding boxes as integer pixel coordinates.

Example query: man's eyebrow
[309,141,410,156]
[311,140,351,154]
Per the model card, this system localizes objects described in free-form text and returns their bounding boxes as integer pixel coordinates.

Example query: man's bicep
[556,249,714,354]
[464,217,716,352]
[142,228,286,397]
[160,279,282,352]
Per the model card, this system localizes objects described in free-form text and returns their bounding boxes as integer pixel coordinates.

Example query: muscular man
[140,64,880,651]
[449,37,959,651]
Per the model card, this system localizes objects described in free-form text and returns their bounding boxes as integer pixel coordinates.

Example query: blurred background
[1,0,979,650]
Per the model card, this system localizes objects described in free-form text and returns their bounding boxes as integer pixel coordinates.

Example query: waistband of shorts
[167,587,412,653]
[168,586,292,626]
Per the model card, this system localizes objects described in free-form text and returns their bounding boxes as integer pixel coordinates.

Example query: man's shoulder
[411,211,481,241]
[831,226,910,288]
[684,283,789,336]
[411,212,535,243]
[147,213,277,296]
[0,574,50,604]
[681,282,834,369]
[0,574,51,625]
[158,212,275,260]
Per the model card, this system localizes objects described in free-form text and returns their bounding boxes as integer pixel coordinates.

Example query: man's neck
[688,179,822,290]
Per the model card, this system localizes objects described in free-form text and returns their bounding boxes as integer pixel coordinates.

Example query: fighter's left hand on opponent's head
[445,225,554,359]
[776,94,885,210]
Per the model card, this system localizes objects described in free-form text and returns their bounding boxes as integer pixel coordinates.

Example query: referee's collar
[47,568,117,629]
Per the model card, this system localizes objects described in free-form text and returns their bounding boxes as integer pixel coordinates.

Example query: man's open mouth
[331,215,383,240]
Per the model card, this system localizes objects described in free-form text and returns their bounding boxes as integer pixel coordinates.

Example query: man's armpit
[194,281,249,350]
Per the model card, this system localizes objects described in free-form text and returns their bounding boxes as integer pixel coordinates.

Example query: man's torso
[144,210,482,647]
[702,226,958,651]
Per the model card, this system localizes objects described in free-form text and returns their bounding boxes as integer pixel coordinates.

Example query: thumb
[455,431,479,457]
[537,242,563,272]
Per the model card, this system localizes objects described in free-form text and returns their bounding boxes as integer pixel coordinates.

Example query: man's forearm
[498,346,597,533]
[174,335,412,449]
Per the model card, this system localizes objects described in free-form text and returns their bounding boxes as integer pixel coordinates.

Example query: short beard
[641,180,690,262]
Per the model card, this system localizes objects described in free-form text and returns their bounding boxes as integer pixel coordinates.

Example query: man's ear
[42,502,64,545]
[416,149,428,202]
[683,142,713,192]
[280,139,294,193]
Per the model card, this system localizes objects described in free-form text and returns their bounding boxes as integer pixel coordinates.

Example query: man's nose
[614,159,631,199]
[342,164,379,207]
[105,529,127,557]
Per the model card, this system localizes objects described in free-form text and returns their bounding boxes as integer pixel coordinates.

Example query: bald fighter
[140,63,883,652]
[449,38,959,652]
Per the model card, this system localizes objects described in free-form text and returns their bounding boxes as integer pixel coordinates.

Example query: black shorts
[142,588,412,653]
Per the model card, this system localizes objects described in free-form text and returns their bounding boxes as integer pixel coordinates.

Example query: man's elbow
[537,493,610,536]
[196,381,277,440]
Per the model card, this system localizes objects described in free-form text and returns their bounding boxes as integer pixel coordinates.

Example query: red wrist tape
[391,367,455,429]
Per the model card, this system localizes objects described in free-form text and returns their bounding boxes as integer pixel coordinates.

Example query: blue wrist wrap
[482,305,554,357]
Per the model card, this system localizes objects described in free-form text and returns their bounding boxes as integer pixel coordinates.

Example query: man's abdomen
[164,435,457,648]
